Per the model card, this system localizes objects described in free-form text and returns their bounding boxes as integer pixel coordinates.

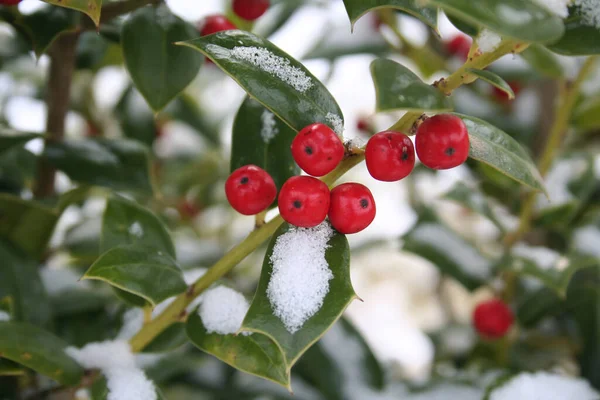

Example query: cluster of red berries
[0,0,21,5]
[473,298,514,339]
[225,114,470,235]
[199,0,270,36]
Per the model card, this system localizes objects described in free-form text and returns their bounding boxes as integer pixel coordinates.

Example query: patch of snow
[40,266,90,295]
[267,222,334,334]
[512,243,560,270]
[498,4,533,23]
[128,221,144,238]
[199,286,250,335]
[573,0,600,29]
[407,383,482,400]
[489,372,600,400]
[326,112,344,135]
[260,110,278,143]
[477,29,502,53]
[572,225,600,258]
[531,0,570,18]
[231,46,313,92]
[0,311,10,321]
[536,158,588,208]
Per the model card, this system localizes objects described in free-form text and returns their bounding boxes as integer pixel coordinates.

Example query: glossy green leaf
[455,114,546,192]
[402,218,492,291]
[49,289,110,317]
[0,322,84,385]
[0,131,41,155]
[0,242,51,327]
[342,0,438,32]
[142,322,188,353]
[0,146,36,195]
[114,86,157,146]
[574,97,600,131]
[82,245,187,306]
[0,194,58,258]
[428,0,564,43]
[44,138,152,192]
[520,44,565,78]
[43,0,102,26]
[122,5,202,112]
[242,223,356,369]
[443,181,505,233]
[177,30,344,133]
[548,6,600,55]
[187,312,290,388]
[370,58,452,112]
[231,97,299,192]
[76,31,109,70]
[517,287,563,328]
[447,13,479,36]
[466,68,514,99]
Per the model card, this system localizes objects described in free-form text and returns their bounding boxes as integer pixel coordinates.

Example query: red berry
[232,0,270,21]
[291,123,344,177]
[178,200,201,219]
[356,118,370,133]
[278,176,330,228]
[473,299,514,339]
[365,131,415,181]
[415,114,470,170]
[199,15,237,36]
[0,0,21,5]
[225,165,276,215]
[492,81,521,103]
[328,183,376,234]
[446,34,471,60]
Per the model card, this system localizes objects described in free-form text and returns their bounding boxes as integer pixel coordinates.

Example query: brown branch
[33,32,79,199]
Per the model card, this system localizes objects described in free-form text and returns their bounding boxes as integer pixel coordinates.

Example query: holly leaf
[231,97,299,192]
[242,223,356,370]
[122,4,203,112]
[42,0,102,27]
[548,6,600,55]
[342,0,438,33]
[573,97,600,131]
[177,30,344,133]
[0,359,24,377]
[370,58,451,112]
[0,130,41,156]
[466,68,514,99]
[428,0,564,43]
[456,114,546,193]
[517,287,564,328]
[0,322,84,385]
[142,323,188,353]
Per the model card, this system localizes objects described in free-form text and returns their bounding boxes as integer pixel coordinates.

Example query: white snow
[230,46,313,92]
[326,112,344,135]
[536,158,588,208]
[267,222,335,334]
[128,222,144,238]
[0,311,10,321]
[66,340,157,400]
[489,372,600,400]
[199,286,250,335]
[531,0,570,18]
[512,243,560,270]
[498,4,533,23]
[260,110,278,143]
[574,0,600,28]
[477,29,502,53]
[572,225,600,258]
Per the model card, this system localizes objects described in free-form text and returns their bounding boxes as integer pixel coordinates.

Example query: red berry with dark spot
[199,15,237,36]
[446,34,471,60]
[0,0,21,5]
[365,131,415,181]
[291,123,344,177]
[278,176,330,228]
[473,299,514,339]
[232,0,270,21]
[415,114,470,170]
[225,165,276,215]
[492,81,521,103]
[328,183,376,234]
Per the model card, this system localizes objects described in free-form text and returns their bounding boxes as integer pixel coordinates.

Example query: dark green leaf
[0,242,51,327]
[0,322,84,385]
[44,138,152,192]
[466,68,514,99]
[370,58,452,112]
[231,97,299,192]
[122,5,203,111]
[548,6,600,55]
[0,146,37,195]
[54,310,121,348]
[43,0,102,26]
[49,289,111,317]
[186,312,290,389]
[341,0,438,32]
[114,86,157,146]
[0,194,58,258]
[520,44,565,78]
[0,131,41,155]
[573,97,600,131]
[177,30,344,133]
[429,0,564,43]
[443,181,505,232]
[142,322,188,353]
[455,113,546,192]
[82,245,186,306]
[517,287,564,328]
[76,31,109,70]
[242,223,356,369]
[0,359,24,376]
[447,13,479,36]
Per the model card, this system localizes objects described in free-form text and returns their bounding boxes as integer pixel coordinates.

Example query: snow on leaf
[199,286,251,336]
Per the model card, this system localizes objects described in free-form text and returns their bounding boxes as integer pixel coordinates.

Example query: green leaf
[0,131,41,155]
[370,58,452,112]
[428,0,564,43]
[122,4,203,112]
[443,181,505,233]
[517,287,564,328]
[341,0,438,33]
[446,13,479,36]
[76,31,109,70]
[43,0,102,26]
[520,44,565,78]
[83,245,187,306]
[114,86,157,146]
[466,68,514,99]
[44,138,152,192]
[573,97,600,131]
[242,223,356,369]
[0,359,24,376]
[402,216,492,291]
[0,242,51,327]
[186,312,290,389]
[455,113,546,192]
[177,30,344,133]
[0,146,37,195]
[142,322,188,353]
[0,194,58,258]
[548,6,600,55]
[0,322,84,385]
[231,97,299,192]
[49,289,111,317]
[164,95,220,145]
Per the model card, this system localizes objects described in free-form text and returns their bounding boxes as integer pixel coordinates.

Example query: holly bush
[0,0,599,399]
